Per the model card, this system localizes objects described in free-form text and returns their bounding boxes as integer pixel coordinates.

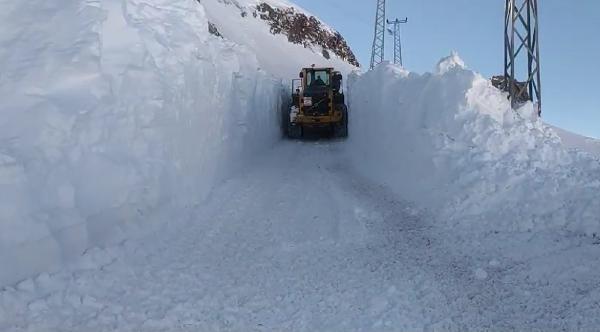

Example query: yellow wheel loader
[282,66,348,139]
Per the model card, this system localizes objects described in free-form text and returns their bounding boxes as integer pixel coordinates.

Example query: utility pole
[504,0,542,115]
[370,0,386,70]
[387,18,408,67]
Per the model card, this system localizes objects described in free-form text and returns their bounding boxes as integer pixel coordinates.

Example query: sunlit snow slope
[551,126,600,157]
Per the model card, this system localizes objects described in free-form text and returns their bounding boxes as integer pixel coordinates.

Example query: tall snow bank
[348,56,600,235]
[0,0,282,286]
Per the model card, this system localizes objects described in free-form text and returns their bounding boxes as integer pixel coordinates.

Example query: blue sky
[292,0,600,138]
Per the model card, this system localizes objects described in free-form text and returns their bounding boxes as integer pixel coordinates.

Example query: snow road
[2,141,600,331]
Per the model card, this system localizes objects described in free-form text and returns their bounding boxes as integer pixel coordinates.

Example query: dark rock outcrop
[255,3,359,67]
[208,21,223,38]
[492,75,530,103]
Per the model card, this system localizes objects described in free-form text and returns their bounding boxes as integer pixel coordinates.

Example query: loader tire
[288,124,302,139]
[281,104,291,137]
[334,106,348,138]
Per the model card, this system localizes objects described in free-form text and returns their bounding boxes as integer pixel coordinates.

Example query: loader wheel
[334,106,348,138]
[281,104,291,137]
[288,124,302,139]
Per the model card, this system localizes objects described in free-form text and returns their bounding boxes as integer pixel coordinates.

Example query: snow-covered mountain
[200,0,359,75]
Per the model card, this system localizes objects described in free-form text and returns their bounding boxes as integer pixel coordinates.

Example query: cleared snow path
[2,141,600,331]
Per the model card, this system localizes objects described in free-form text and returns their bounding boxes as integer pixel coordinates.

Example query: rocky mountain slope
[254,2,359,66]
[200,0,358,76]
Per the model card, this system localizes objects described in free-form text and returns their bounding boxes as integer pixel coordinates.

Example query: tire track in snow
[2,140,600,331]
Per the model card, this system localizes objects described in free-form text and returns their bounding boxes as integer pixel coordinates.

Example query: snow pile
[348,55,600,235]
[435,51,466,75]
[0,0,290,286]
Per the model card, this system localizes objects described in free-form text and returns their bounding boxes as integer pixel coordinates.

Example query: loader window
[307,70,330,87]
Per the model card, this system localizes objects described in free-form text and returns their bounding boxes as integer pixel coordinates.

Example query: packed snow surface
[3,142,600,331]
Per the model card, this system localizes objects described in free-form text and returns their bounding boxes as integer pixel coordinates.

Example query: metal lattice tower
[387,18,408,66]
[504,0,542,114]
[370,0,386,70]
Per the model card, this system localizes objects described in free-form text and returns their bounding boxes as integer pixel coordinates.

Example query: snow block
[0,0,282,286]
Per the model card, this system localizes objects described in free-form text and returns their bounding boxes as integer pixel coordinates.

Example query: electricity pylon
[504,0,542,114]
[387,18,408,66]
[370,0,386,70]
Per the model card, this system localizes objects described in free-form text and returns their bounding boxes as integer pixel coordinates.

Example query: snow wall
[348,54,600,236]
[0,0,282,286]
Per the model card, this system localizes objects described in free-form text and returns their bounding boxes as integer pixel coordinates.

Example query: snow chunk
[436,51,466,75]
[474,268,488,280]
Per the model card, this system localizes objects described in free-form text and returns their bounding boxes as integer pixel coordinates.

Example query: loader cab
[299,68,341,92]
[305,69,330,88]
[293,67,346,109]
[300,67,343,93]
